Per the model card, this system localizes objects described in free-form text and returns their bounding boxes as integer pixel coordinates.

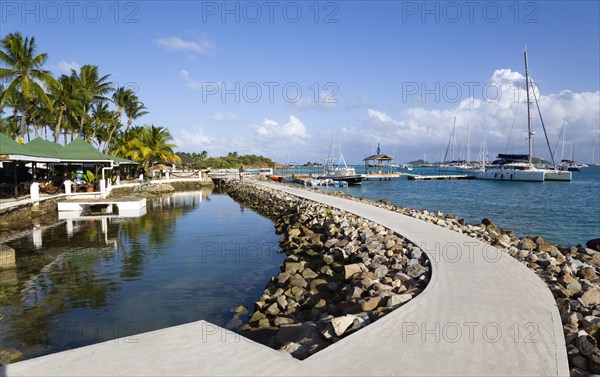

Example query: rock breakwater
[223,181,431,359]
[265,182,600,375]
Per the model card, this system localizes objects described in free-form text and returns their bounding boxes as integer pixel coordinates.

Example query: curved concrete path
[1,182,568,376]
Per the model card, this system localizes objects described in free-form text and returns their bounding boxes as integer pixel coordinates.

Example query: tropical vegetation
[0,32,179,169]
[178,151,274,169]
[0,32,279,172]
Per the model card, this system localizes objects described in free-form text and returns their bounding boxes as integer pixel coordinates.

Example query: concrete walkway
[1,182,568,376]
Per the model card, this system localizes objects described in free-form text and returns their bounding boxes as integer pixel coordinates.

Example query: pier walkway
[1,181,568,376]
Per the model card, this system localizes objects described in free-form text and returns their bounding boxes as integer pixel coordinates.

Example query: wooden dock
[406,174,474,180]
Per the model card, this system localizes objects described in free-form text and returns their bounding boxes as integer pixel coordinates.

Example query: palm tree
[110,126,143,158]
[124,97,148,132]
[105,86,134,152]
[89,100,116,146]
[126,125,180,169]
[0,32,57,138]
[49,74,78,142]
[71,65,112,136]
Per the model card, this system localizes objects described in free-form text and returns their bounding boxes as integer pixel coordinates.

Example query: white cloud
[174,127,215,151]
[179,69,215,90]
[209,112,240,122]
[156,36,214,54]
[342,69,600,162]
[54,60,81,74]
[254,116,308,141]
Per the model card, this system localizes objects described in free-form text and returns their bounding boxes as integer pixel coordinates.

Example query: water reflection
[0,187,284,363]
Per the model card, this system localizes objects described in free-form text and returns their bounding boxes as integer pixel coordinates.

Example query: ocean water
[0,188,285,361]
[314,166,600,247]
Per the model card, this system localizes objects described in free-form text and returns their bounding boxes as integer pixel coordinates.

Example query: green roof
[110,155,138,164]
[1,133,136,164]
[0,132,26,155]
[59,138,112,162]
[26,137,63,158]
[0,132,52,159]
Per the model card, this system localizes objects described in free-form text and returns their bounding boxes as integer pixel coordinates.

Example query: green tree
[49,74,78,142]
[125,125,180,169]
[71,65,112,137]
[124,96,148,132]
[105,86,134,152]
[0,32,57,138]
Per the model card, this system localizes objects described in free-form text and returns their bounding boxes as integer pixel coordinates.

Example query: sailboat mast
[524,50,533,165]
[451,117,456,161]
[466,123,470,164]
[561,122,566,161]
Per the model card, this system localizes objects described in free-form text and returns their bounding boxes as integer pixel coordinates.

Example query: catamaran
[475,50,571,182]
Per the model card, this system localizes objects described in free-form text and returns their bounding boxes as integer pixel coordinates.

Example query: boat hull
[543,170,572,181]
[317,175,363,185]
[475,168,545,182]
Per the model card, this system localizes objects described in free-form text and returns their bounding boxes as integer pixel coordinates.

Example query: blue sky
[3,0,599,164]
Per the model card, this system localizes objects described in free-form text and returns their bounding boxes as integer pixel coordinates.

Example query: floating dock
[406,174,474,180]
[363,173,401,181]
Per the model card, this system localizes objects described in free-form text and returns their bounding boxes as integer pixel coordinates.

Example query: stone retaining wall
[257,182,600,375]
[223,181,431,359]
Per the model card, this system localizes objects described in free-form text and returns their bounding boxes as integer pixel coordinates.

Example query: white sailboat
[476,50,571,182]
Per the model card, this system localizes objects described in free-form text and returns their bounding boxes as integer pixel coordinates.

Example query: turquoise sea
[277,165,600,247]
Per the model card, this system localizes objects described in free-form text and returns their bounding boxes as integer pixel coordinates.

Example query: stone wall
[223,181,430,359]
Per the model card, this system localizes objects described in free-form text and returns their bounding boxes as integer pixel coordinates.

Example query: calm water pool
[0,188,284,361]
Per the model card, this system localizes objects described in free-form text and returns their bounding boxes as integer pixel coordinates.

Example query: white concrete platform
[57,197,146,215]
[1,182,568,376]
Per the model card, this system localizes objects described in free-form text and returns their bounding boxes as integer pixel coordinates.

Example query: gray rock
[374,265,389,278]
[266,302,281,316]
[301,268,319,279]
[576,332,597,355]
[324,238,339,248]
[572,355,588,370]
[344,263,363,279]
[387,293,413,308]
[580,288,600,307]
[274,317,294,326]
[331,315,355,336]
[406,264,428,278]
[249,311,266,323]
[290,274,308,289]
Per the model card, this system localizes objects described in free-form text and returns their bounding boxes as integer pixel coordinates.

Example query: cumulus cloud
[209,112,240,122]
[254,116,308,141]
[156,36,214,55]
[174,127,215,151]
[342,69,600,162]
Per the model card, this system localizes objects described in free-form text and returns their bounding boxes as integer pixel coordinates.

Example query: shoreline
[223,180,431,359]
[251,179,600,375]
[1,178,598,374]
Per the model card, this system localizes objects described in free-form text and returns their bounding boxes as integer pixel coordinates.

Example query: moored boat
[475,50,571,182]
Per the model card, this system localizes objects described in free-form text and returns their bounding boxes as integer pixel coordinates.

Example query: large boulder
[587,238,600,252]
